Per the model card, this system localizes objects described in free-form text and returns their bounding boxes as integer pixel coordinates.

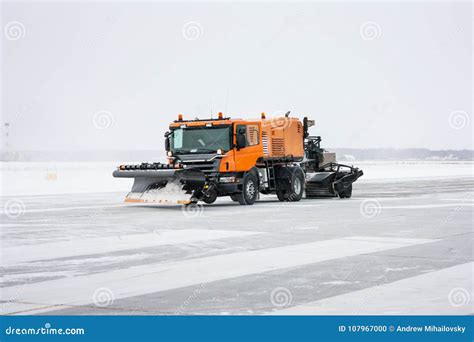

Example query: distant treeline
[1,149,473,162]
[334,148,473,161]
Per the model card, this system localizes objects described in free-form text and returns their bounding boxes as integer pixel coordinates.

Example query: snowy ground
[0,161,472,315]
[1,161,473,196]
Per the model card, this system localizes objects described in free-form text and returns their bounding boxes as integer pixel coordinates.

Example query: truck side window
[236,124,259,147]
[246,124,259,146]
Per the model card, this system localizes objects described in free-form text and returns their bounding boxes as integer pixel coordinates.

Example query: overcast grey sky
[1,1,472,151]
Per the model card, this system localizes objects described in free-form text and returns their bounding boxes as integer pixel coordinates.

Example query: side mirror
[236,127,247,149]
[164,131,171,151]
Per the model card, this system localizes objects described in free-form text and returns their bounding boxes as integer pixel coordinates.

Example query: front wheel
[235,173,258,205]
[202,188,218,204]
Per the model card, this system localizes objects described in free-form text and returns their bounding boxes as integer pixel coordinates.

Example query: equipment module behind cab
[113,111,363,205]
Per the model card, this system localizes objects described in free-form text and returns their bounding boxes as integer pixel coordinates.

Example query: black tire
[286,168,305,201]
[235,173,258,205]
[275,167,291,202]
[202,188,218,204]
[230,194,239,202]
[276,190,287,202]
[275,167,304,202]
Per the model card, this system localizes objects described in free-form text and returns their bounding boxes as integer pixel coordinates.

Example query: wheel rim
[246,180,256,198]
[294,177,302,194]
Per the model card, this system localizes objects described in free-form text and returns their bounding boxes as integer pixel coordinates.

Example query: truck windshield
[170,126,231,153]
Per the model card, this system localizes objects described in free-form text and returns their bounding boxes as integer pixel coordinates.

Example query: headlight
[219,176,236,183]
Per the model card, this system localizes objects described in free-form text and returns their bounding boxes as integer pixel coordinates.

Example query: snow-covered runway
[1,163,473,315]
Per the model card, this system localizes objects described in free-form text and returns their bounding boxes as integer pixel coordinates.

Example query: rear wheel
[287,169,304,201]
[230,194,239,202]
[235,173,258,205]
[276,167,305,202]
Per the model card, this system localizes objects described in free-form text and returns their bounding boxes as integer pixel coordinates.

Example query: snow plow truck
[113,112,363,205]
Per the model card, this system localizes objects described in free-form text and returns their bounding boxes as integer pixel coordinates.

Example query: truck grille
[182,160,218,176]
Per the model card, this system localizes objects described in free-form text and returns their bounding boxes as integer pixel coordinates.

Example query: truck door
[233,123,262,172]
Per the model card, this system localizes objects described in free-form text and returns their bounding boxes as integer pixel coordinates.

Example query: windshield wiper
[174,148,218,154]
